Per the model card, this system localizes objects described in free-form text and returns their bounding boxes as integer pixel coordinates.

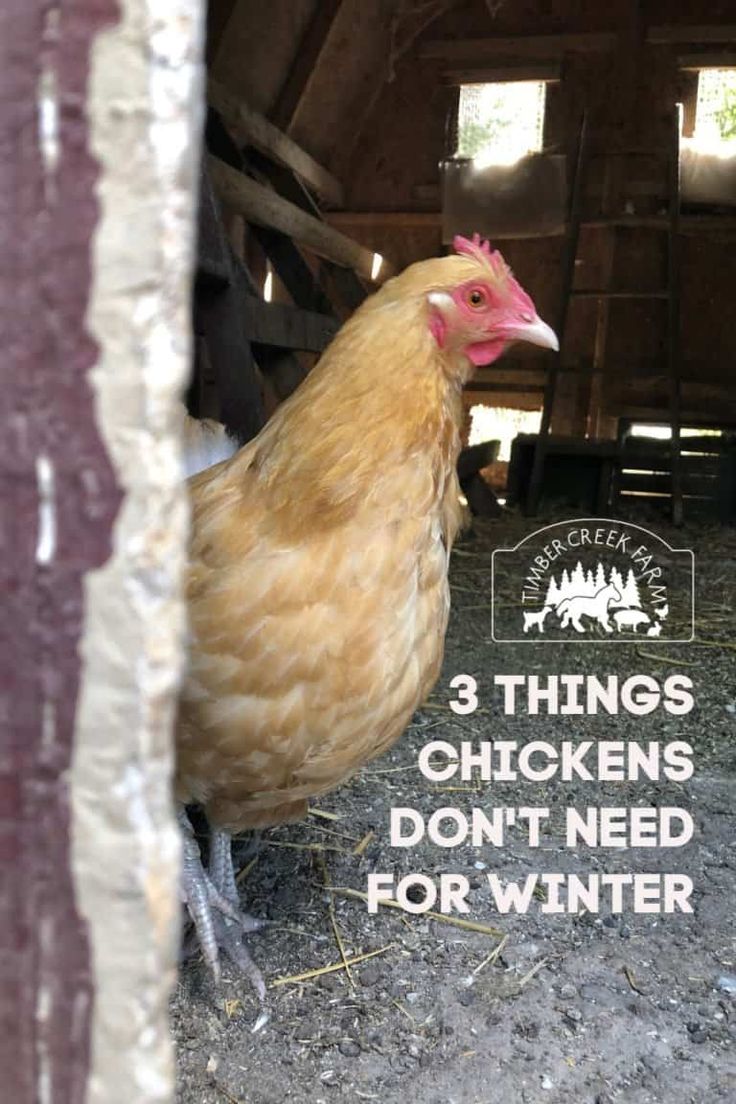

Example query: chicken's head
[427,233,558,369]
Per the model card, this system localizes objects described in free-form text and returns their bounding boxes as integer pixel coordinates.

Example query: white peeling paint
[35,454,57,565]
[35,915,55,1104]
[69,1,204,1102]
[41,699,56,751]
[38,71,60,177]
[38,7,61,191]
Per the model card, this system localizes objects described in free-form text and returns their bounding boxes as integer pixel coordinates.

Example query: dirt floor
[172,509,736,1104]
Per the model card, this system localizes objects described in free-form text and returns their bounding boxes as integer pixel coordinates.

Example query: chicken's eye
[467,288,487,309]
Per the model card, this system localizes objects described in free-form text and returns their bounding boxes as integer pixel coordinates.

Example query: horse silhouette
[555,583,622,634]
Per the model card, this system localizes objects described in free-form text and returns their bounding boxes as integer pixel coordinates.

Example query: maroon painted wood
[1,1,120,1100]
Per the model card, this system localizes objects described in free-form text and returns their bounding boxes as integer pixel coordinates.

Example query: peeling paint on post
[0,1,203,1102]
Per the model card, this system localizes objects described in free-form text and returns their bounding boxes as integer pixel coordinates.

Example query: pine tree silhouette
[560,568,572,600]
[622,568,642,608]
[595,562,606,591]
[571,561,586,593]
[609,566,625,603]
[545,575,560,607]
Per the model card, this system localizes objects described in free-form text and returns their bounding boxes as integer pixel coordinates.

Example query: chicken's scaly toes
[206,883,247,925]
[213,912,269,1020]
[178,809,267,1027]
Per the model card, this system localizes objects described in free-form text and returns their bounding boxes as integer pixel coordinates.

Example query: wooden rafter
[205,0,239,66]
[419,32,618,60]
[648,24,736,44]
[442,63,562,84]
[269,0,344,133]
[208,79,344,208]
[243,298,337,353]
[335,0,457,170]
[208,156,390,281]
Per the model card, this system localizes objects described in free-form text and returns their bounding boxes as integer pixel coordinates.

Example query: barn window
[693,68,736,150]
[469,404,541,462]
[456,81,546,167]
[629,423,722,441]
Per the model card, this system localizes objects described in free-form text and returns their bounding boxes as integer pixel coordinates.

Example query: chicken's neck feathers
[229,298,465,538]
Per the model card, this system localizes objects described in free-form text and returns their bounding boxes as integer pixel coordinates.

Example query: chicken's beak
[510,316,559,352]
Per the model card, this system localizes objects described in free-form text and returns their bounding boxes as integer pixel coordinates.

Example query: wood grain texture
[0,0,120,1098]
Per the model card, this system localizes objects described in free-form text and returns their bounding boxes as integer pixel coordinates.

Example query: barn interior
[11,3,736,1102]
[166,5,736,1102]
[197,0,736,526]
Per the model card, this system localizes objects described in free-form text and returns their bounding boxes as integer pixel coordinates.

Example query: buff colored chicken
[176,235,557,1011]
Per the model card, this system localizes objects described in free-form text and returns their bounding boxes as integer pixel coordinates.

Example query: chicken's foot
[178,809,269,1028]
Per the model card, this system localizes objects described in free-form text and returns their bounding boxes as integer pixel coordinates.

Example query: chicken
[175,235,557,1007]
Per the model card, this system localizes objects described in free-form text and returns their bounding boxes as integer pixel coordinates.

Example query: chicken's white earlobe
[427,291,454,312]
[427,292,453,349]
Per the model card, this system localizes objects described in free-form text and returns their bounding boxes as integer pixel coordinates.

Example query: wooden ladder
[526,107,684,523]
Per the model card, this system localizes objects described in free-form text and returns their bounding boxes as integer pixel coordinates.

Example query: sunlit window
[456,81,546,168]
[629,424,721,440]
[693,68,736,153]
[468,404,542,462]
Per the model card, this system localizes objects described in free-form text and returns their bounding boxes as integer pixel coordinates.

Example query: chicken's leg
[208,828,241,905]
[178,809,269,1027]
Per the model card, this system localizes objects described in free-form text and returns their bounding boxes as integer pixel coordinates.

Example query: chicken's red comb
[453,233,509,281]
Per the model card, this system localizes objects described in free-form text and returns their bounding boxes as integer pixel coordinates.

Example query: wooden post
[668,105,684,526]
[1,1,202,1101]
[526,113,588,514]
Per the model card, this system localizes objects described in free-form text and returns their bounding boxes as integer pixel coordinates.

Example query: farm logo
[491,519,694,643]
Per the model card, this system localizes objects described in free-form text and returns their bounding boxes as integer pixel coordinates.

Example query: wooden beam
[269,0,343,133]
[208,79,343,208]
[196,158,233,287]
[333,2,457,174]
[463,388,543,411]
[327,208,736,236]
[526,112,590,514]
[586,175,616,439]
[667,106,683,526]
[205,0,238,66]
[443,63,561,83]
[679,51,736,69]
[238,151,341,316]
[648,25,736,45]
[328,210,441,228]
[244,298,337,352]
[251,226,335,314]
[209,156,391,281]
[419,33,617,60]
[244,147,369,313]
[571,289,669,299]
[466,381,545,393]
